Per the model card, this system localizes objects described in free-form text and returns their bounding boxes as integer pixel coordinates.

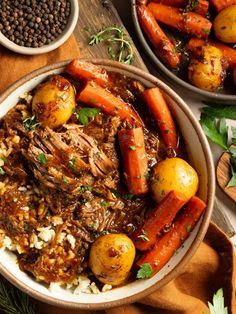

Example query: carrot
[66,59,110,87]
[209,0,236,12]
[136,4,181,69]
[132,191,188,251]
[136,196,206,275]
[118,127,148,195]
[152,0,209,16]
[77,82,143,127]
[141,87,178,152]
[187,38,236,68]
[147,2,212,39]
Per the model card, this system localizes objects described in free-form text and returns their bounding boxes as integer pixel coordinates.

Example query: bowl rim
[0,0,79,55]
[131,0,236,102]
[0,59,215,310]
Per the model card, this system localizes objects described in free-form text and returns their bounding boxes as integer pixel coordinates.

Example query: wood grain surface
[217,146,236,203]
[0,0,234,239]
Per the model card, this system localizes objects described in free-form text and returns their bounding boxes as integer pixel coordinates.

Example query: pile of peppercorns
[0,0,71,48]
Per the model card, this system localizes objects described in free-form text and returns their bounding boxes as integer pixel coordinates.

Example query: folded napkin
[35,223,236,314]
[0,35,80,94]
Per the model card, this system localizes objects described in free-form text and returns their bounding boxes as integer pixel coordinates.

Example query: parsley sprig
[200,103,236,188]
[136,263,153,279]
[76,107,100,126]
[203,288,228,314]
[23,115,40,131]
[85,26,134,64]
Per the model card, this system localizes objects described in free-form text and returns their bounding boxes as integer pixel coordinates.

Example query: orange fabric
[34,223,236,314]
[0,34,80,94]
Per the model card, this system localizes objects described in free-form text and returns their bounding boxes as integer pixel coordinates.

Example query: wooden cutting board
[0,0,234,238]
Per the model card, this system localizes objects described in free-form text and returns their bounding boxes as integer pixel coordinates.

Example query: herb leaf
[202,103,236,120]
[23,115,40,131]
[76,107,100,126]
[37,153,47,165]
[0,276,36,314]
[200,114,228,150]
[85,25,134,64]
[137,263,153,279]
[0,167,5,175]
[207,288,228,314]
[226,156,236,188]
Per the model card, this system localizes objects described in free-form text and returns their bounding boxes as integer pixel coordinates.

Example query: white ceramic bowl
[0,0,79,55]
[0,60,215,309]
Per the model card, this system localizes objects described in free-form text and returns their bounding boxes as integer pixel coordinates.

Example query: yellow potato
[89,233,135,286]
[150,157,199,203]
[214,5,236,43]
[32,75,75,129]
[188,46,224,91]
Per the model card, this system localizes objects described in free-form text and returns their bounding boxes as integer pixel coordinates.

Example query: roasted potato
[188,46,225,91]
[150,157,199,203]
[32,75,75,129]
[214,5,236,43]
[89,234,135,286]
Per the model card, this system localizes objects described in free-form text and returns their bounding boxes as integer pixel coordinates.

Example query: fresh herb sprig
[23,115,40,131]
[85,26,134,64]
[0,276,36,314]
[200,104,236,188]
[136,263,153,279]
[76,107,100,126]
[203,288,228,314]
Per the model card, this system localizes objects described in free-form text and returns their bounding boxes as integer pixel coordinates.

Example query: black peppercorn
[0,0,71,48]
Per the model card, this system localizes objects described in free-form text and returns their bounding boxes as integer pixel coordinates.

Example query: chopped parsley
[68,158,77,171]
[76,107,100,126]
[37,153,47,165]
[129,145,136,151]
[138,231,149,242]
[186,225,191,233]
[137,263,153,279]
[62,176,69,184]
[23,115,40,131]
[100,200,108,208]
[79,185,93,193]
[0,167,5,175]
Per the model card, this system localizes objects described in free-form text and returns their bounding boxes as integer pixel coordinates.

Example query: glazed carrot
[137,4,181,69]
[132,191,188,251]
[118,127,148,195]
[152,0,209,16]
[136,196,206,275]
[141,87,178,152]
[77,82,143,127]
[209,0,236,12]
[187,38,236,68]
[147,2,212,39]
[66,59,110,87]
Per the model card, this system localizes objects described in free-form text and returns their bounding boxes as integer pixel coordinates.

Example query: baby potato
[150,157,199,203]
[32,75,75,129]
[89,234,135,286]
[188,46,225,91]
[214,5,236,43]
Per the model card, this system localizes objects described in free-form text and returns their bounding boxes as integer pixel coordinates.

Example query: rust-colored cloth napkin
[0,34,80,94]
[35,223,236,314]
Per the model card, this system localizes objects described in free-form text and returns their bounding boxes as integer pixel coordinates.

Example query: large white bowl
[0,60,215,309]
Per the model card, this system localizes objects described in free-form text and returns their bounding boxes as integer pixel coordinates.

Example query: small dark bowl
[131,0,236,103]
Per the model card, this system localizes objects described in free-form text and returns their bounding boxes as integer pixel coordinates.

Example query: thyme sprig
[85,26,134,64]
[0,276,36,314]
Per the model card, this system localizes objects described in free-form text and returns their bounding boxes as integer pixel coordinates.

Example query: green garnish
[23,115,40,131]
[203,288,228,314]
[129,145,136,151]
[76,107,100,126]
[62,176,69,184]
[123,193,134,200]
[138,231,149,242]
[186,225,191,233]
[200,104,236,188]
[145,171,150,181]
[0,167,5,175]
[200,114,228,150]
[85,25,134,64]
[37,153,47,165]
[79,185,93,193]
[137,263,153,279]
[100,200,108,208]
[185,0,199,11]
[68,158,77,171]
[136,175,141,179]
